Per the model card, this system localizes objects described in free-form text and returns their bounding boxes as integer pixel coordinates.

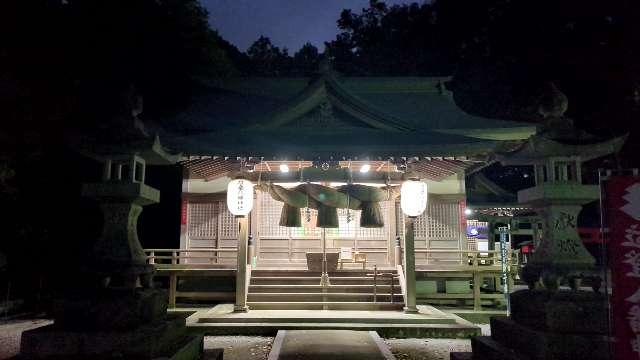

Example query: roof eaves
[434,126,538,141]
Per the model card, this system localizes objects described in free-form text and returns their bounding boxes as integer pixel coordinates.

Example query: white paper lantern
[226,179,254,216]
[400,179,428,217]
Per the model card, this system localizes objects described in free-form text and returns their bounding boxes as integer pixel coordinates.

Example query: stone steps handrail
[396,264,407,306]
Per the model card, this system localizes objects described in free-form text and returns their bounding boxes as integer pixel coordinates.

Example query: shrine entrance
[180,159,471,271]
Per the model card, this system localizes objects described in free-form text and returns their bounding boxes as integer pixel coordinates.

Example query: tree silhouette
[327,1,451,76]
[247,36,290,76]
[0,0,237,136]
[293,43,320,76]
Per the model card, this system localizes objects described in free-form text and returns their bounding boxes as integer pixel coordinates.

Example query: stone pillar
[403,217,418,313]
[526,201,596,288]
[83,161,158,288]
[516,181,599,287]
[234,216,249,312]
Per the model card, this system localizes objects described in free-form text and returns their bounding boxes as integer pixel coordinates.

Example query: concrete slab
[186,304,481,338]
[267,330,395,360]
[197,305,456,324]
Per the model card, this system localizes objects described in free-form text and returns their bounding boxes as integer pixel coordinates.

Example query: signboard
[467,223,488,239]
[498,226,511,315]
[604,175,640,359]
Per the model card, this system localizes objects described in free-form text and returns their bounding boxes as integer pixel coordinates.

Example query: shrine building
[79,62,625,317]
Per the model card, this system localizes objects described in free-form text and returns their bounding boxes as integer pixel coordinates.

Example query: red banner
[605,175,640,359]
[459,200,467,234]
[180,199,188,225]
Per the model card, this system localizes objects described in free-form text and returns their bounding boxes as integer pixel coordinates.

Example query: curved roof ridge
[248,77,325,129]
[324,75,415,132]
[248,73,423,133]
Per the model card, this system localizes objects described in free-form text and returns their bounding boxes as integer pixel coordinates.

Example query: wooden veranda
[144,247,517,311]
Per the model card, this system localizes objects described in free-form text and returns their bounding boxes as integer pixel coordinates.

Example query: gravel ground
[0,318,53,360]
[382,323,489,360]
[385,338,472,360]
[0,319,488,359]
[204,336,273,360]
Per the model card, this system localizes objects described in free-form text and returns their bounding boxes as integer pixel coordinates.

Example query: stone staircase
[247,269,404,310]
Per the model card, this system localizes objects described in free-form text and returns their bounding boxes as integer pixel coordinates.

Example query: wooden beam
[233,168,406,183]
[204,171,232,182]
[182,192,226,203]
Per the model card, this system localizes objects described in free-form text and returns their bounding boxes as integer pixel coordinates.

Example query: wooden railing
[144,248,237,266]
[143,248,239,308]
[414,249,518,268]
[412,249,517,311]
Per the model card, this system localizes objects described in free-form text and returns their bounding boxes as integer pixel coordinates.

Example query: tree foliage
[293,43,321,76]
[246,36,290,76]
[328,0,453,76]
[0,0,238,135]
[326,0,639,136]
[244,37,321,77]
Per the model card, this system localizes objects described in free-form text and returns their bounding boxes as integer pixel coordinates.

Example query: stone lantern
[497,85,626,288]
[462,85,627,360]
[20,134,203,358]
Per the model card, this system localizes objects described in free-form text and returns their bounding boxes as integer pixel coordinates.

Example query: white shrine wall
[180,173,466,267]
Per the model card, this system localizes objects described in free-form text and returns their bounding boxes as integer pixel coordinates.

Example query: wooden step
[248,292,404,297]
[251,270,397,278]
[246,301,404,311]
[248,284,399,293]
[250,277,322,285]
[250,276,399,284]
[250,271,322,277]
[247,293,404,302]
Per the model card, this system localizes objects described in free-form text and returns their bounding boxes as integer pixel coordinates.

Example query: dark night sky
[204,0,415,52]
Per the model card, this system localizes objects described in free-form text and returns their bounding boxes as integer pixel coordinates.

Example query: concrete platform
[184,304,481,338]
[267,330,395,360]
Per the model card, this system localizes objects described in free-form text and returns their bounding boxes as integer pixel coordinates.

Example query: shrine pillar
[403,217,418,313]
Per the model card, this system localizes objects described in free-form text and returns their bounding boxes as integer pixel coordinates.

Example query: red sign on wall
[459,200,467,234]
[180,200,188,225]
[604,175,640,359]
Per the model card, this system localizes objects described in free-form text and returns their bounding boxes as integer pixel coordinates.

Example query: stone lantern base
[455,289,611,360]
[20,288,203,359]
